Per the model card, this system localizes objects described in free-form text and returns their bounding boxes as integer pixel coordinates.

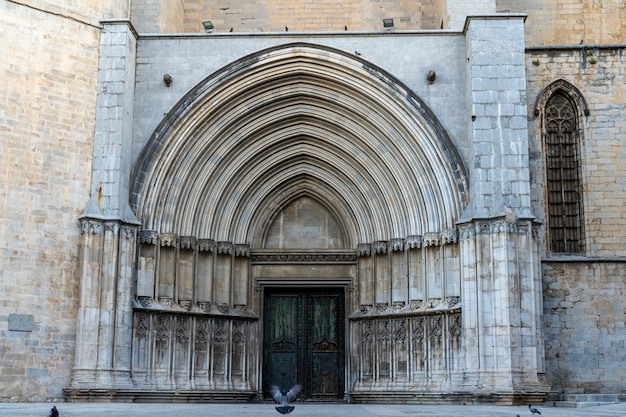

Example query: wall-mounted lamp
[202,21,214,32]
[427,70,436,84]
[383,18,394,28]
[163,74,173,87]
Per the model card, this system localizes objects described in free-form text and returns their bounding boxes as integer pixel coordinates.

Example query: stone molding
[352,297,461,319]
[250,252,356,263]
[81,218,140,237]
[133,300,258,318]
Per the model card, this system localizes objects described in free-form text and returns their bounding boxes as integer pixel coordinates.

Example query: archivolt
[130,43,468,245]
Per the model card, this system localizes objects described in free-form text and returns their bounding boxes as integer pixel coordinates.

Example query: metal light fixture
[202,21,214,32]
[383,18,394,28]
[163,74,172,87]
[427,70,436,84]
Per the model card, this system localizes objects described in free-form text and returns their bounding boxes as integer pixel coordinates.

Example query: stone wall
[542,261,626,393]
[0,1,114,401]
[131,0,450,33]
[528,44,626,394]
[497,0,626,46]
[132,33,468,166]
[526,46,626,257]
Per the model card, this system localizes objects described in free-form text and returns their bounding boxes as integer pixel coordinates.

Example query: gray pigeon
[529,404,541,415]
[271,384,301,414]
[47,406,59,417]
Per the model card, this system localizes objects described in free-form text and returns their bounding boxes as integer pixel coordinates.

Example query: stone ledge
[64,388,257,403]
[548,393,621,408]
[350,390,547,405]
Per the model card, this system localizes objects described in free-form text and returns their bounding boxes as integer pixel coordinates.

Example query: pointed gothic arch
[124,42,473,401]
[536,79,587,254]
[130,43,468,245]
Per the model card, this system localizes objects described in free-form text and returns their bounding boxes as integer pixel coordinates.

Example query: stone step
[552,401,618,409]
[561,394,620,403]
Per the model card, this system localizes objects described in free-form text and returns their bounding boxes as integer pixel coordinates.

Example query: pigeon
[529,404,541,415]
[271,384,301,414]
[47,406,59,417]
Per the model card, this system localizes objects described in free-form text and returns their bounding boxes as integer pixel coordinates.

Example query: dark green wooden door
[263,289,345,401]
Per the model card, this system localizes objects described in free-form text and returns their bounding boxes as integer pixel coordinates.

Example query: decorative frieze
[357,243,372,257]
[179,236,196,250]
[374,241,388,254]
[392,301,405,311]
[390,238,405,252]
[138,230,158,245]
[104,221,120,234]
[131,311,257,391]
[234,244,250,257]
[360,304,373,314]
[423,232,441,247]
[406,235,423,249]
[81,219,104,235]
[250,252,356,263]
[121,225,137,239]
[446,296,461,308]
[471,219,532,236]
[217,241,233,255]
[532,223,541,239]
[376,303,389,313]
[160,233,177,247]
[175,316,190,345]
[158,297,172,307]
[198,238,216,252]
[353,297,460,318]
[138,296,152,308]
[441,228,458,244]
[353,311,463,387]
[410,300,423,311]
[459,224,474,240]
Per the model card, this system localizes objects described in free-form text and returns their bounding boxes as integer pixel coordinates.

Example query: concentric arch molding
[130,43,469,245]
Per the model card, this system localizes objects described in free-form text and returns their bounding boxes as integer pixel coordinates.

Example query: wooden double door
[263,288,345,401]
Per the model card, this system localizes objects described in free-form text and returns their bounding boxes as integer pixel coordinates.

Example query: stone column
[457,15,548,401]
[69,19,141,394]
[233,244,251,309]
[71,218,138,389]
[112,224,138,386]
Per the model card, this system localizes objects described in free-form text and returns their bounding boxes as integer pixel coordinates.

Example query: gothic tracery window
[544,92,585,254]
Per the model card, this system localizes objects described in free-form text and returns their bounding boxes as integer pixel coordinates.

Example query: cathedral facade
[1,0,625,404]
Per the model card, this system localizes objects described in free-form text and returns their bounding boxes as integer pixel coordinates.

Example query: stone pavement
[2,402,626,417]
